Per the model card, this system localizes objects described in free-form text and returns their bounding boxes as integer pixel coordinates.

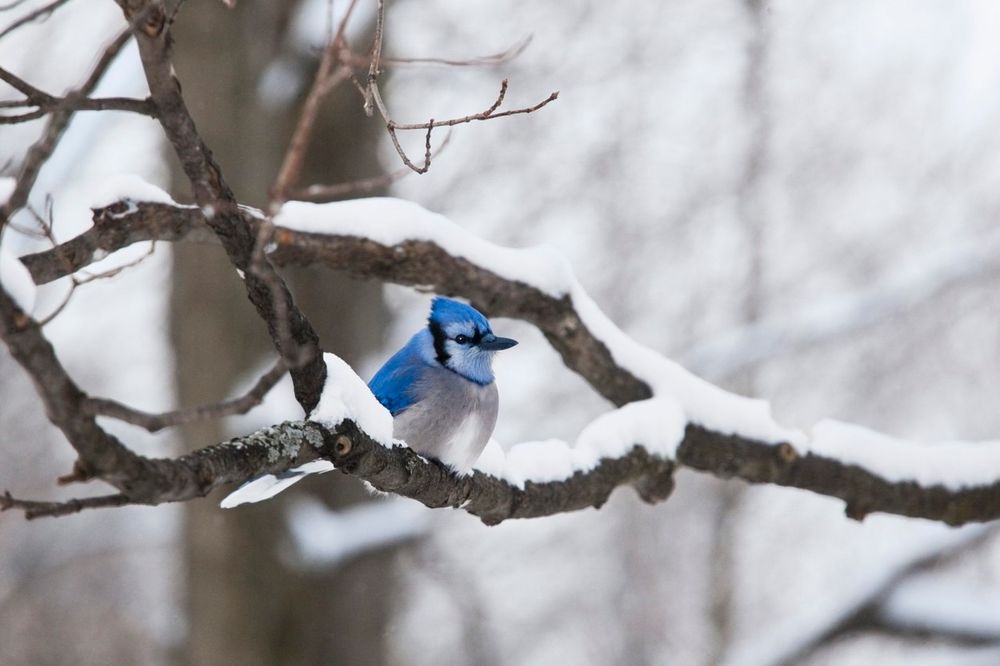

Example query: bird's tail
[219,460,335,508]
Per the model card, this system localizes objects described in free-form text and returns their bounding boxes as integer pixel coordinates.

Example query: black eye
[454,334,469,344]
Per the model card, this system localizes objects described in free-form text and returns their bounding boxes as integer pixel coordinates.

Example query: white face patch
[443,321,477,339]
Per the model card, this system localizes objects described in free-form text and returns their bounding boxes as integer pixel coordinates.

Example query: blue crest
[429,296,491,333]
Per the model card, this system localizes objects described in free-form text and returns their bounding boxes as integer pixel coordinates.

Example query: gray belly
[392,367,499,472]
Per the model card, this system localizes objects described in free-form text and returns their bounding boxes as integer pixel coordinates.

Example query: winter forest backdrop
[3,1,1000,665]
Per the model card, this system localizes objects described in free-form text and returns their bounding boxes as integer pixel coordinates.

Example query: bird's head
[427,296,517,384]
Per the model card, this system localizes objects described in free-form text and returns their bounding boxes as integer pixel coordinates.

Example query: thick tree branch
[20,201,650,406]
[5,414,1000,527]
[123,1,327,413]
[13,198,1000,525]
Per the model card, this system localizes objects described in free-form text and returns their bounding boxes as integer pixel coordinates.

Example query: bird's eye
[454,334,469,344]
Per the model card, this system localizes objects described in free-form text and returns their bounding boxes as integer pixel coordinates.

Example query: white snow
[309,352,394,446]
[474,399,685,488]
[285,496,431,568]
[0,245,37,314]
[221,353,395,508]
[808,420,1000,488]
[274,198,574,298]
[275,197,804,446]
[86,173,175,210]
[274,196,1000,493]
[0,177,14,206]
[884,575,1000,637]
[683,228,1000,377]
[219,461,334,509]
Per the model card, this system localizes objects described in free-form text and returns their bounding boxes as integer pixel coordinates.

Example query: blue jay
[220,297,516,507]
[369,296,517,471]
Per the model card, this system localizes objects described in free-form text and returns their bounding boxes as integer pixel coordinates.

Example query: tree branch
[20,200,650,406]
[123,1,328,413]
[83,358,287,432]
[0,29,132,230]
[11,199,1000,525]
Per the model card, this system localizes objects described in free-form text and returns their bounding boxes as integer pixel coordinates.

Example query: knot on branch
[632,458,676,505]
[334,434,352,456]
[315,419,368,472]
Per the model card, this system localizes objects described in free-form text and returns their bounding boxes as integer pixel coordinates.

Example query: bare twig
[389,80,559,130]
[1,490,130,519]
[0,29,132,230]
[362,0,386,116]
[287,164,411,202]
[0,0,34,12]
[0,0,71,40]
[84,358,287,432]
[248,220,312,368]
[34,281,75,326]
[269,49,352,211]
[0,65,156,124]
[73,240,157,284]
[347,35,533,69]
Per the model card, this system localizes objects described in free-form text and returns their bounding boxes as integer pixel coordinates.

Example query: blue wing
[368,333,428,416]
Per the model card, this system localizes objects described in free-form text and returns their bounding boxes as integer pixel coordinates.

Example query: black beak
[478,334,518,351]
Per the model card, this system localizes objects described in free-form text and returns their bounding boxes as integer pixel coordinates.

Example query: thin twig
[1,490,131,519]
[374,78,557,173]
[0,29,132,230]
[249,221,311,368]
[73,240,157,284]
[354,0,555,174]
[84,358,287,432]
[0,0,33,12]
[34,281,75,325]
[363,0,386,116]
[390,80,558,130]
[287,164,411,202]
[0,0,71,40]
[269,59,352,210]
[344,35,533,69]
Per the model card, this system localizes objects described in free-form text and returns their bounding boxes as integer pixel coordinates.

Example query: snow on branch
[10,194,1000,525]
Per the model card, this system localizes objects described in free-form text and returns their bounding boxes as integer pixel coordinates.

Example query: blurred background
[3,1,1000,664]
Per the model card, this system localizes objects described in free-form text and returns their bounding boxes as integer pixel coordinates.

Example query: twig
[390,80,558,130]
[129,3,327,413]
[346,35,533,69]
[269,52,352,210]
[84,358,287,432]
[356,0,555,174]
[34,280,75,325]
[1,490,130,519]
[0,0,71,40]
[0,65,156,123]
[73,240,157,284]
[248,221,312,368]
[362,0,386,116]
[287,164,411,202]
[0,29,132,229]
[0,0,33,12]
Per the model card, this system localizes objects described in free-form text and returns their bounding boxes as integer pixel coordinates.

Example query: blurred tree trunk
[168,3,394,665]
[708,2,771,664]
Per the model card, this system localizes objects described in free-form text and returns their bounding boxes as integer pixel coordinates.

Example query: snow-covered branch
[11,195,1000,525]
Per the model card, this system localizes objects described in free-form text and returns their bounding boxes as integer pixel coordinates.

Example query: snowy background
[3,0,1000,665]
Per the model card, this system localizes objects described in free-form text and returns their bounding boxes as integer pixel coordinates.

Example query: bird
[369,296,518,471]
[220,296,517,507]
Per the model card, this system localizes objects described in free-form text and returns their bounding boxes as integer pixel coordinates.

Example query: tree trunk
[169,3,394,665]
